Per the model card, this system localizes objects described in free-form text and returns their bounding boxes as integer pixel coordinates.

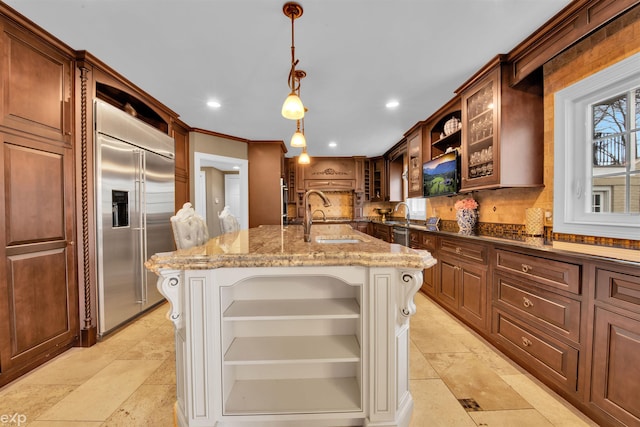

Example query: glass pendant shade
[298,149,310,164]
[290,129,306,147]
[281,93,305,120]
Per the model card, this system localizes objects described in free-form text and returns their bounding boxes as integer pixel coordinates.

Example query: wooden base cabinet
[372,223,392,243]
[427,238,640,427]
[491,249,583,394]
[435,237,489,333]
[409,230,437,296]
[589,265,640,427]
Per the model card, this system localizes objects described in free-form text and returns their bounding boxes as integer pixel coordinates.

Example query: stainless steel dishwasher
[393,226,409,246]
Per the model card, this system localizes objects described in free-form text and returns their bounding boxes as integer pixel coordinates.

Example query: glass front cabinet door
[459,55,544,192]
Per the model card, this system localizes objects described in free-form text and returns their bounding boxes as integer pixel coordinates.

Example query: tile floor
[0,292,598,427]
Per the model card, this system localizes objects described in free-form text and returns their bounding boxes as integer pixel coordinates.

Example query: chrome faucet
[303,190,332,242]
[394,201,411,225]
[312,209,327,221]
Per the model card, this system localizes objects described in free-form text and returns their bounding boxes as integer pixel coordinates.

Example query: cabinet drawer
[439,238,487,263]
[494,273,581,343]
[420,233,437,251]
[495,250,581,294]
[492,308,578,392]
[409,231,436,251]
[595,266,640,312]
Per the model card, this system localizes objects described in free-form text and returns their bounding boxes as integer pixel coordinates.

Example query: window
[554,52,640,240]
[591,187,611,213]
[406,197,426,220]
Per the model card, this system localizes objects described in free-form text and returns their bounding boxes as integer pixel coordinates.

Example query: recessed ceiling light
[207,100,221,108]
[328,141,337,148]
[385,100,399,109]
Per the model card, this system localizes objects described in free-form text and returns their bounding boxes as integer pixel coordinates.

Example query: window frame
[553,52,640,240]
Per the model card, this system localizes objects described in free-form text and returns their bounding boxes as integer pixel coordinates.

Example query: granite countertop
[370,219,639,265]
[146,224,436,273]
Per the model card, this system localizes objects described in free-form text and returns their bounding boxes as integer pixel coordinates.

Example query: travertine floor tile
[16,341,132,386]
[501,373,599,427]
[410,320,471,354]
[29,422,102,426]
[36,359,163,422]
[116,332,174,360]
[425,352,531,411]
[101,384,175,426]
[469,408,555,426]
[409,379,476,427]
[0,383,75,423]
[410,341,439,379]
[106,323,158,343]
[144,356,176,385]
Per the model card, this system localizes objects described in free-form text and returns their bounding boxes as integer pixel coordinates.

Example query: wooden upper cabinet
[386,140,406,203]
[369,156,386,202]
[422,96,462,163]
[406,127,423,198]
[353,156,366,194]
[457,55,543,192]
[1,19,73,144]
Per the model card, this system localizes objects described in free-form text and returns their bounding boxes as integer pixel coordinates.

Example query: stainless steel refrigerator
[94,100,175,335]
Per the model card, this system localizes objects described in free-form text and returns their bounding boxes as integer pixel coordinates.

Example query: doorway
[193,152,248,231]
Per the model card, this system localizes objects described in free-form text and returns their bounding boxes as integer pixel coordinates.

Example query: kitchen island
[146,224,436,427]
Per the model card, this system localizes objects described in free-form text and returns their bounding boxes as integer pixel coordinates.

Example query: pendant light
[298,147,310,164]
[281,2,305,120]
[290,119,306,147]
[290,70,307,148]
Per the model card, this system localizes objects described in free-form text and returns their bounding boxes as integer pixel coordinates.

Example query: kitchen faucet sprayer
[303,190,331,242]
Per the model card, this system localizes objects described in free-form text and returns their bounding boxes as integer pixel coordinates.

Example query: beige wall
[189,131,247,203]
[203,167,226,236]
[190,131,248,158]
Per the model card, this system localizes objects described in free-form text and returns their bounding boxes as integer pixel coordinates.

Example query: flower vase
[456,208,478,233]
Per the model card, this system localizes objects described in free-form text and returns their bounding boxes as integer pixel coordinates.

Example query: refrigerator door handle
[141,150,148,304]
[134,149,147,304]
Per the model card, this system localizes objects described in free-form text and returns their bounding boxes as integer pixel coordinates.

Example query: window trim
[553,52,640,240]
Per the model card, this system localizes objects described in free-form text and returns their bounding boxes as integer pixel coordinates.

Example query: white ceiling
[5,0,571,158]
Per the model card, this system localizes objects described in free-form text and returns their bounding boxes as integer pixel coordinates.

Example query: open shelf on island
[223,298,360,320]
[225,377,362,414]
[224,335,361,364]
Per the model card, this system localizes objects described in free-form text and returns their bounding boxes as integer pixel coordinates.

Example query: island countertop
[146,224,435,272]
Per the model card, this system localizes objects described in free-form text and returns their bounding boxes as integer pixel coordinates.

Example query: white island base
[156,265,424,427]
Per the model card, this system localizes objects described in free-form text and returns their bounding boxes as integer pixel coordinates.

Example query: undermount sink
[315,235,367,244]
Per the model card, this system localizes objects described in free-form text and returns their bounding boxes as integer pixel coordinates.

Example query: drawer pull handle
[522,337,533,347]
[455,247,462,254]
[522,297,534,308]
[521,264,533,273]
[453,265,461,271]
